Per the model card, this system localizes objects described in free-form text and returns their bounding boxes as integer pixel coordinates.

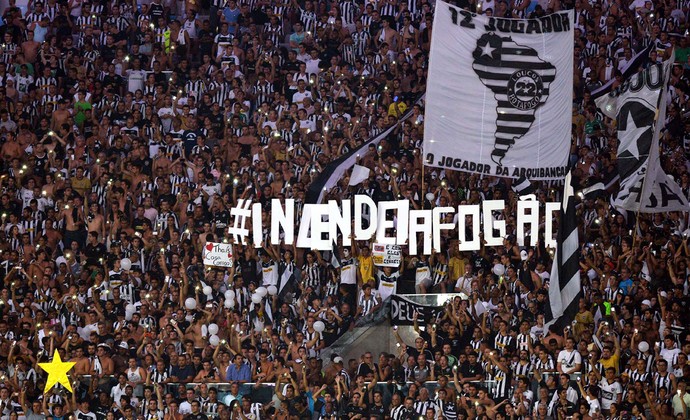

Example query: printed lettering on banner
[389,295,445,326]
[203,242,234,267]
[372,243,402,267]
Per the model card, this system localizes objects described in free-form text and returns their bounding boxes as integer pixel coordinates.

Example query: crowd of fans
[0,0,689,419]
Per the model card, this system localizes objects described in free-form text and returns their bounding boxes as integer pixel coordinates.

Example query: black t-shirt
[460,361,484,379]
[182,129,200,155]
[344,403,366,418]
[471,253,490,274]
[84,242,107,266]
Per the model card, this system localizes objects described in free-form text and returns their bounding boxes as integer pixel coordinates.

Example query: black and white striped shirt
[513,360,532,377]
[339,0,358,25]
[653,372,673,394]
[19,219,39,243]
[107,16,130,32]
[413,400,436,416]
[629,368,649,384]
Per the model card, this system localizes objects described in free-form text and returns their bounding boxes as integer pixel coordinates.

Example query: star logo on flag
[621,111,650,159]
[479,41,495,58]
[615,99,654,180]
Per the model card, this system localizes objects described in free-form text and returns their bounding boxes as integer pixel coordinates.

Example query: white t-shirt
[292,90,313,108]
[557,349,582,372]
[586,396,601,416]
[599,379,622,410]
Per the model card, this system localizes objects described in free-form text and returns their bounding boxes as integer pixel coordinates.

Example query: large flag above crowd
[595,57,690,213]
[423,2,573,180]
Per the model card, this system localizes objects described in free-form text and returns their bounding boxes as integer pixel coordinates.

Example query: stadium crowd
[0,0,690,419]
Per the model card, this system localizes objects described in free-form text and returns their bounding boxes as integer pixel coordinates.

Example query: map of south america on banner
[423,2,573,180]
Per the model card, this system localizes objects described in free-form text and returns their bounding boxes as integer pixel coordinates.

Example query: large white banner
[595,57,689,213]
[424,3,573,180]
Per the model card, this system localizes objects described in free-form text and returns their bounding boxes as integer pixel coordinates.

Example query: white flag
[348,164,371,186]
[595,56,689,213]
[423,2,573,180]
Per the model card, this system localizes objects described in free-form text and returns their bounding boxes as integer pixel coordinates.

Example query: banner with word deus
[424,1,572,180]
[372,243,402,267]
[390,295,445,326]
[203,242,233,267]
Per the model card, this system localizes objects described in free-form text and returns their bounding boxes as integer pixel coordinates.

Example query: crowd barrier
[71,373,581,407]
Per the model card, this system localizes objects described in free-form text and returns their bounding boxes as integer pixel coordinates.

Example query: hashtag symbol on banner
[227,199,252,245]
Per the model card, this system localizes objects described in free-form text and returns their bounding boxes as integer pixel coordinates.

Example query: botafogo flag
[595,56,689,213]
[544,170,582,330]
[423,2,573,180]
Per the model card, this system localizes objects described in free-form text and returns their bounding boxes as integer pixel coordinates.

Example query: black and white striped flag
[511,174,536,196]
[306,96,423,204]
[590,43,653,99]
[544,170,582,330]
[471,33,557,165]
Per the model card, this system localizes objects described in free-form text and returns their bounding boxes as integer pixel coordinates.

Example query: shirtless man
[71,346,91,375]
[86,202,106,240]
[17,124,36,151]
[375,19,400,51]
[51,100,71,130]
[20,30,40,64]
[43,219,62,251]
[62,195,86,249]
[185,314,209,349]
[1,132,23,162]
[121,161,147,194]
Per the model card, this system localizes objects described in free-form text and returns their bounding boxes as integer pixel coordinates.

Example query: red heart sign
[228,253,232,258]
[206,243,214,251]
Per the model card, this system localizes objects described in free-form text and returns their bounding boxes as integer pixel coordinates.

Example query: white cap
[641,299,652,307]
[333,357,343,364]
[520,250,528,261]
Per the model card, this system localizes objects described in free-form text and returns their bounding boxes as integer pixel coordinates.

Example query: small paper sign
[203,242,233,267]
[372,243,402,267]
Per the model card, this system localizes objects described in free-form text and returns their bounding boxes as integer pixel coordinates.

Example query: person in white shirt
[557,337,582,375]
[598,368,622,413]
[291,80,313,109]
[110,374,129,408]
[454,265,474,295]
[660,335,681,367]
[672,380,690,417]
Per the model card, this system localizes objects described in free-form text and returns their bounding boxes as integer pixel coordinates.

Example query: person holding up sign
[376,255,404,302]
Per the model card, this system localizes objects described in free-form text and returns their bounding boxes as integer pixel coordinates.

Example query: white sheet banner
[203,242,234,267]
[372,243,402,267]
[424,3,573,180]
[595,57,689,213]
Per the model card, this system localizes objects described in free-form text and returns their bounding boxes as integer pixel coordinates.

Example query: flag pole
[631,56,670,251]
[422,158,425,209]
